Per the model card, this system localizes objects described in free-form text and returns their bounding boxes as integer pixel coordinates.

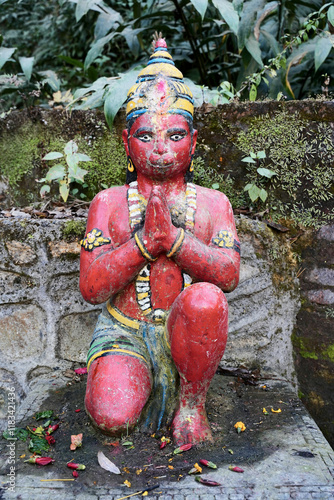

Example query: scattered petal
[173,443,192,455]
[142,492,148,497]
[229,465,244,473]
[234,422,246,433]
[72,470,79,478]
[160,441,167,450]
[70,433,83,451]
[263,408,269,415]
[271,408,282,413]
[45,435,55,445]
[124,479,131,488]
[199,459,217,469]
[97,451,121,474]
[195,476,221,486]
[67,463,86,470]
[188,463,202,474]
[74,367,87,375]
[25,456,55,465]
[47,424,59,434]
[136,469,142,475]
[75,409,81,413]
[168,465,174,470]
[228,449,234,455]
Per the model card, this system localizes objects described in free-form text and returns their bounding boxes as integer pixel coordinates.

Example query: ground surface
[1,370,333,499]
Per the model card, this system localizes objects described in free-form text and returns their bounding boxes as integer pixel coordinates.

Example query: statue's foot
[171,405,213,446]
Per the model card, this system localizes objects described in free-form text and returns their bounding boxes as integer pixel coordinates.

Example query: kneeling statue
[80,36,240,445]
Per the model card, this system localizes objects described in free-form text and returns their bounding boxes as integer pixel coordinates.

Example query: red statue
[80,36,240,445]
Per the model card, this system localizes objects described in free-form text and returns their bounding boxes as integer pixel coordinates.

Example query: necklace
[127,181,197,322]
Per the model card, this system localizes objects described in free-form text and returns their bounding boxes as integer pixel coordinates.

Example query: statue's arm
[173,194,240,292]
[79,189,146,304]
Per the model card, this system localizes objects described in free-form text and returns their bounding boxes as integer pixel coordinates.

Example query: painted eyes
[134,131,187,143]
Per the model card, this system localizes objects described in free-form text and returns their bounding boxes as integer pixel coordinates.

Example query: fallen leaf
[97,451,121,474]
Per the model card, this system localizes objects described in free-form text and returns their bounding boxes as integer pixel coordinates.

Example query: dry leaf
[97,451,121,474]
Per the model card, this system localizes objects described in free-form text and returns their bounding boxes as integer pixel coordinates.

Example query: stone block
[307,289,334,305]
[305,268,334,287]
[48,240,81,258]
[47,272,95,315]
[0,270,38,304]
[57,310,100,362]
[317,225,334,241]
[5,240,36,264]
[0,304,46,360]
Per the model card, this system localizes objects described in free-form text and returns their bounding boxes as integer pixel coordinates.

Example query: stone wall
[0,215,301,432]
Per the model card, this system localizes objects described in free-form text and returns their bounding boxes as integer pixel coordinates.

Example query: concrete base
[0,372,333,500]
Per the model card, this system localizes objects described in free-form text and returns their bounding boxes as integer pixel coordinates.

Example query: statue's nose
[153,136,167,155]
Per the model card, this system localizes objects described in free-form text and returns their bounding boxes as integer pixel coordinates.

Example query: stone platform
[0,370,333,500]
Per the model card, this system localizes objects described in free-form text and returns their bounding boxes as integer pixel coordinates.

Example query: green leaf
[74,88,105,110]
[58,55,84,69]
[212,0,239,35]
[59,183,70,203]
[237,0,266,50]
[64,140,78,156]
[29,436,49,454]
[84,33,114,71]
[70,165,88,182]
[248,184,261,201]
[245,34,263,67]
[76,153,92,162]
[314,35,333,72]
[39,70,61,92]
[0,47,16,70]
[45,164,66,182]
[244,183,253,191]
[212,183,220,189]
[328,5,334,26]
[19,56,34,81]
[260,29,280,56]
[35,410,54,420]
[257,150,266,159]
[257,167,276,178]
[190,0,208,19]
[250,152,257,158]
[75,0,99,22]
[43,152,63,160]
[104,69,139,129]
[95,7,123,40]
[40,185,50,196]
[122,441,133,446]
[241,156,256,163]
[259,188,268,202]
[249,83,257,101]
[3,428,29,441]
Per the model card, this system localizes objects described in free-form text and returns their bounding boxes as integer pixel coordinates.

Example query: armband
[80,228,111,252]
[167,228,185,258]
[212,230,240,254]
[134,232,157,262]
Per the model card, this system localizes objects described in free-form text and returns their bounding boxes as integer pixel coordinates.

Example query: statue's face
[122,113,197,181]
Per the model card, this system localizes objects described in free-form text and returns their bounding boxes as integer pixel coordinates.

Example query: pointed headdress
[125,34,194,124]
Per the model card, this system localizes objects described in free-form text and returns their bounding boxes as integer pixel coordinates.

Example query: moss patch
[62,220,86,241]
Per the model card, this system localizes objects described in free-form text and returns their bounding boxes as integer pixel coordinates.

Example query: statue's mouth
[148,160,173,168]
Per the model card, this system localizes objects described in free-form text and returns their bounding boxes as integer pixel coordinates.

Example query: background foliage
[0,0,333,117]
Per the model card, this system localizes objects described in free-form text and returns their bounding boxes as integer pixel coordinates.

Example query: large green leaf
[237,0,266,50]
[104,68,140,130]
[248,184,261,201]
[94,7,123,40]
[84,33,114,71]
[59,183,70,203]
[43,152,63,160]
[190,0,209,19]
[28,435,49,454]
[19,56,34,81]
[0,47,16,70]
[260,29,280,56]
[328,5,334,26]
[75,0,101,22]
[39,70,61,91]
[314,35,333,72]
[257,167,276,178]
[245,33,263,67]
[212,0,239,35]
[45,164,66,182]
[75,88,105,110]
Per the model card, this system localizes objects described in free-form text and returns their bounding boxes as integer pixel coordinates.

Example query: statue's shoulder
[91,185,128,207]
[193,184,232,210]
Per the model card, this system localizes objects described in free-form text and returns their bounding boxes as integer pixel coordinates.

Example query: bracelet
[166,228,185,258]
[134,232,157,262]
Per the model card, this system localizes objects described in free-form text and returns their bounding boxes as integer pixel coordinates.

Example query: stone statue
[80,36,240,445]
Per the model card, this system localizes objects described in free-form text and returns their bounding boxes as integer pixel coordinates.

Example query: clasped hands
[137,186,179,259]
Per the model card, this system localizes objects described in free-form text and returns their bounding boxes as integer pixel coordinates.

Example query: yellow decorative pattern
[80,228,111,252]
[212,230,241,254]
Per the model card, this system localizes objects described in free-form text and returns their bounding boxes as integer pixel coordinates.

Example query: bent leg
[167,282,228,445]
[85,355,152,435]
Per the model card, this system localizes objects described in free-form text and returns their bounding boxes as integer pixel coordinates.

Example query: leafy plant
[241,151,276,202]
[39,140,92,202]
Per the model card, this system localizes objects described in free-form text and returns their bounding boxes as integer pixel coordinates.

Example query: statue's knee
[178,282,228,317]
[85,356,152,433]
